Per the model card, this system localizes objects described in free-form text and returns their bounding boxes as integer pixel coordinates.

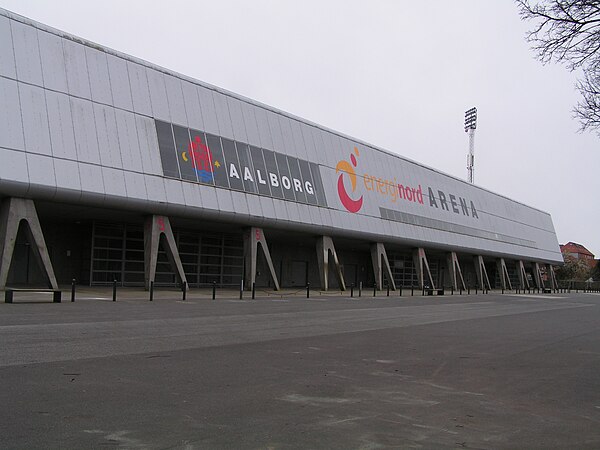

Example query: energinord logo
[336,147,364,213]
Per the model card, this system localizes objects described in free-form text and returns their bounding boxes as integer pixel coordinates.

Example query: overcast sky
[1,0,598,256]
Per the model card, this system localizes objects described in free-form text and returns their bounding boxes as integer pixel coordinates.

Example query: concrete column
[370,243,396,291]
[446,252,466,291]
[496,258,513,290]
[473,255,492,290]
[0,197,58,290]
[412,248,435,290]
[316,236,346,291]
[243,227,280,291]
[546,264,558,290]
[517,260,529,290]
[144,215,188,290]
[532,262,544,289]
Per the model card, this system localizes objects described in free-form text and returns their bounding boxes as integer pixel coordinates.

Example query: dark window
[249,146,271,196]
[155,120,180,178]
[172,125,197,182]
[205,133,229,188]
[262,149,284,199]
[221,138,244,191]
[275,153,296,201]
[235,142,258,194]
[299,159,318,205]
[287,157,307,204]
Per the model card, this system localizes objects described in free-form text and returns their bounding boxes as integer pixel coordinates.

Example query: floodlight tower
[464,107,477,184]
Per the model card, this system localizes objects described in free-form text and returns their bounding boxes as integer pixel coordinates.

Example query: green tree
[516,0,600,135]
[555,252,593,280]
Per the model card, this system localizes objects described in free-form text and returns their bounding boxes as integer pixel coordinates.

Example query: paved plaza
[1,288,599,449]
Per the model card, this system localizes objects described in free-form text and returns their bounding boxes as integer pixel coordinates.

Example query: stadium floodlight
[464,107,477,184]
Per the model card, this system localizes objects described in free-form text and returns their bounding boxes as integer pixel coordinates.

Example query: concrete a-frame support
[243,227,280,291]
[370,243,396,291]
[412,248,435,290]
[517,260,529,290]
[546,264,558,290]
[316,236,346,291]
[532,262,544,289]
[473,255,492,291]
[446,252,466,291]
[496,258,513,290]
[0,197,58,290]
[144,215,188,290]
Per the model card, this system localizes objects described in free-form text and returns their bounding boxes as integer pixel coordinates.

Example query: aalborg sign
[156,120,328,208]
[336,147,479,219]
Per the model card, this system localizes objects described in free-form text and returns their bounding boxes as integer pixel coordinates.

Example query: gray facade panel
[62,40,91,100]
[135,115,162,176]
[70,97,101,164]
[37,31,68,92]
[197,184,219,211]
[197,86,219,135]
[231,190,250,217]
[181,80,203,131]
[164,178,185,206]
[0,15,16,78]
[164,75,187,127]
[46,90,77,160]
[0,147,28,193]
[246,194,263,218]
[107,54,133,111]
[26,152,56,191]
[127,61,152,116]
[182,181,202,208]
[212,91,234,140]
[115,109,143,172]
[254,106,274,151]
[144,175,167,204]
[85,47,113,105]
[94,103,122,168]
[227,97,248,142]
[11,20,43,87]
[147,69,170,122]
[54,157,81,193]
[240,102,261,148]
[215,189,235,214]
[267,110,286,154]
[78,162,105,197]
[102,166,127,198]
[18,82,51,156]
[124,171,147,201]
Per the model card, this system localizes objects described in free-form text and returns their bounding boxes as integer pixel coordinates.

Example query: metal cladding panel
[285,201,301,223]
[0,78,24,152]
[215,189,235,214]
[231,190,250,217]
[26,152,56,191]
[299,123,318,163]
[102,167,127,197]
[0,147,27,186]
[311,127,335,170]
[78,162,105,196]
[143,175,166,203]
[212,91,234,140]
[181,80,203,130]
[289,119,309,160]
[19,83,51,156]
[70,97,101,164]
[197,184,219,211]
[127,61,152,116]
[135,115,162,176]
[227,97,248,142]
[85,47,113,105]
[246,194,263,218]
[240,102,261,148]
[278,116,297,157]
[147,69,170,122]
[197,86,219,135]
[164,178,185,205]
[62,40,91,100]
[37,31,68,93]
[272,198,290,222]
[124,171,148,201]
[11,21,43,87]
[115,109,143,172]
[94,103,122,168]
[182,181,202,208]
[107,54,133,111]
[54,157,81,193]
[254,106,274,151]
[0,15,16,78]
[45,90,77,160]
[259,196,276,221]
[267,110,286,154]
[164,75,187,127]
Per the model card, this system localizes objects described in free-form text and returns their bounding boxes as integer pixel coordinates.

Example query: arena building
[0,8,562,293]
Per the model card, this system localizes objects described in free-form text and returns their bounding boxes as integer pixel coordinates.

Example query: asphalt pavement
[1,288,599,449]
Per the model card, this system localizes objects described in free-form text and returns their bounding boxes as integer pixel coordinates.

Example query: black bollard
[71,278,76,302]
[212,281,216,300]
[502,287,504,295]
[350,283,354,298]
[252,282,256,300]
[239,280,243,300]
[373,284,377,297]
[411,285,414,296]
[359,282,362,297]
[467,286,470,295]
[387,282,390,297]
[112,279,117,302]
[475,287,478,295]
[182,281,187,301]
[306,282,310,298]
[399,285,402,297]
[149,281,154,302]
